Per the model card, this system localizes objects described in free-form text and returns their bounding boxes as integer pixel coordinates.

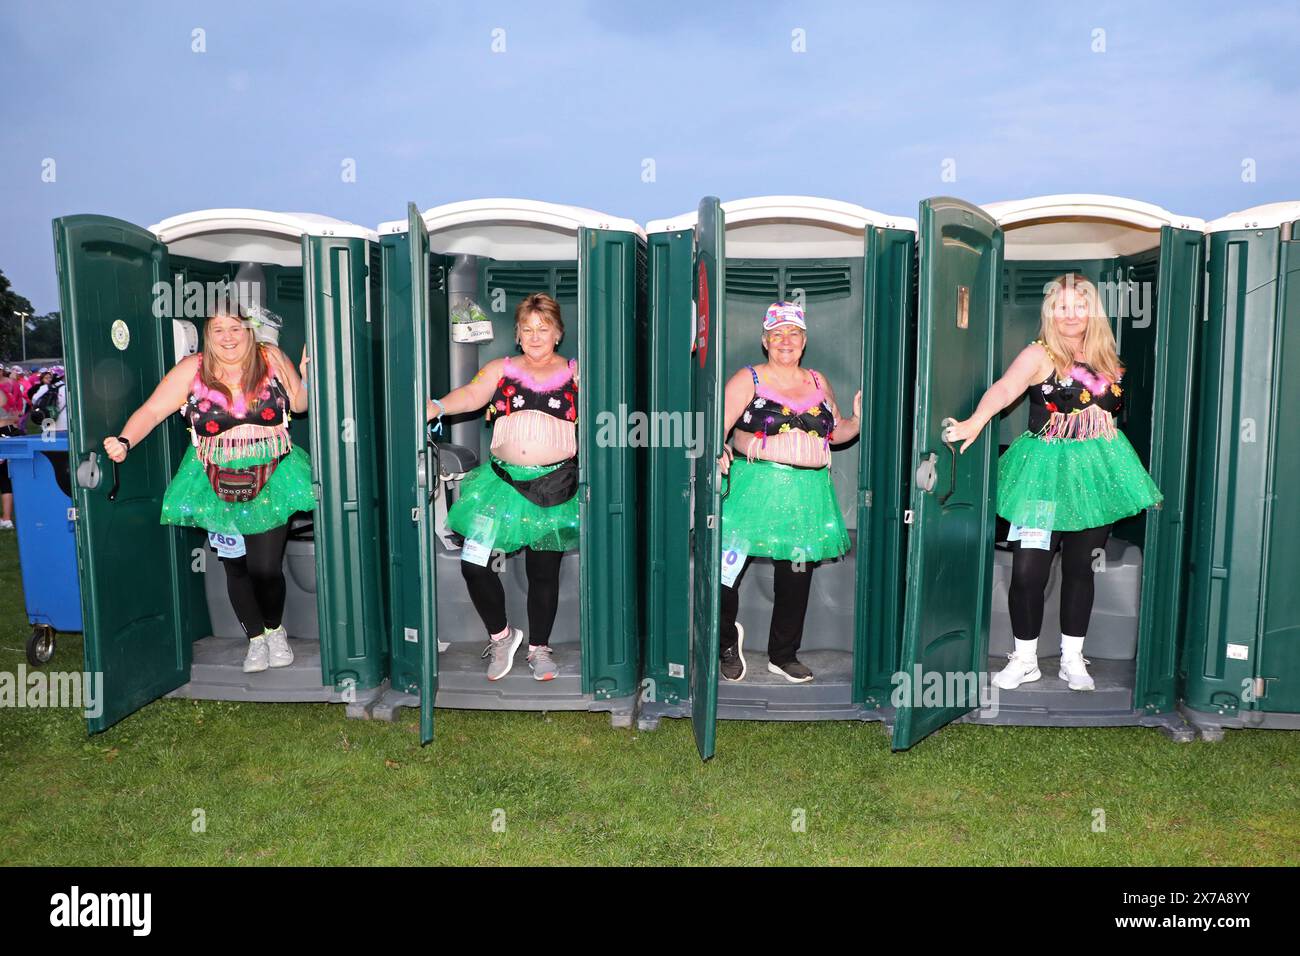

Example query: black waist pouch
[491,456,578,508]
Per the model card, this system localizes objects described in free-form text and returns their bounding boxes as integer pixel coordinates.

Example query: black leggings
[1008,524,1111,640]
[220,523,290,637]
[720,559,817,666]
[460,547,565,646]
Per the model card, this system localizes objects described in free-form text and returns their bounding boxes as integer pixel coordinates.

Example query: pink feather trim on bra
[752,382,826,414]
[503,357,576,392]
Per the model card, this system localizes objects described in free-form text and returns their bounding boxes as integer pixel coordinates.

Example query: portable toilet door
[639,196,918,759]
[53,209,387,733]
[1182,202,1300,739]
[373,199,645,740]
[925,194,1204,742]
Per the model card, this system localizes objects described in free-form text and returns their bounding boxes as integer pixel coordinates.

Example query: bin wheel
[26,626,56,666]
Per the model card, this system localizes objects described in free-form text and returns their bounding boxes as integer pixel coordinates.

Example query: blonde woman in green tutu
[103,303,313,674]
[945,274,1161,692]
[427,293,579,683]
[716,302,862,684]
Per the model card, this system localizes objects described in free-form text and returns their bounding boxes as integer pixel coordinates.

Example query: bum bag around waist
[490,456,578,508]
[204,453,286,504]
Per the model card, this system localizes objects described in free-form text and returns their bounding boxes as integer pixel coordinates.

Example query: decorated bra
[734,365,835,451]
[1025,342,1124,441]
[485,357,578,426]
[181,366,292,468]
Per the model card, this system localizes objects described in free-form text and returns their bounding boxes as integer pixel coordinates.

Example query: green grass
[0,532,1296,866]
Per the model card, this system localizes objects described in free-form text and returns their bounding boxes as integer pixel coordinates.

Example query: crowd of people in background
[0,363,66,529]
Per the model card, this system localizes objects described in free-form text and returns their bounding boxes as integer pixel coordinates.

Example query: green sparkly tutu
[161,445,315,535]
[447,456,580,554]
[721,458,849,562]
[998,430,1162,532]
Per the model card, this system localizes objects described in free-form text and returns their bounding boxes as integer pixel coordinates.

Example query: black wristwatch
[116,435,132,452]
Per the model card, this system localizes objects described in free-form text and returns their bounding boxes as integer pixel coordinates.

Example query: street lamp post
[15,311,28,362]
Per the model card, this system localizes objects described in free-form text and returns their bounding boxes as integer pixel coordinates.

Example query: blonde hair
[1039,274,1122,382]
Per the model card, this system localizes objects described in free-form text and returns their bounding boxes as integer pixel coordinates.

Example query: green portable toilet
[638,196,919,758]
[1181,201,1300,738]
[929,194,1204,743]
[53,209,389,733]
[371,200,644,742]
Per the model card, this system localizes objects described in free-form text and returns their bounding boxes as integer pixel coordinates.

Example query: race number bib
[1008,524,1052,551]
[460,514,496,567]
[208,531,246,559]
[720,536,750,589]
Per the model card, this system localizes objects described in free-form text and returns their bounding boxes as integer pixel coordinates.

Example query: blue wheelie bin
[0,432,82,665]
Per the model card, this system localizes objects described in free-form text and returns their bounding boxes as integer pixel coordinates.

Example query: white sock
[1060,634,1086,659]
[490,625,510,641]
[1013,638,1038,661]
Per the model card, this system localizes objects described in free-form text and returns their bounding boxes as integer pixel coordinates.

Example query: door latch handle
[76,451,102,491]
[914,452,937,492]
[938,417,958,506]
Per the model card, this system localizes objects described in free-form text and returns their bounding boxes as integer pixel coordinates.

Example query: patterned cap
[763,301,806,331]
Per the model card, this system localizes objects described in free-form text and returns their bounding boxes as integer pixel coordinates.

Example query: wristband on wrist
[116,435,132,452]
[430,398,445,419]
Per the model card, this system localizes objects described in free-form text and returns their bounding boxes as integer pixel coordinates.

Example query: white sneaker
[0,519,13,530]
[992,653,1041,690]
[243,636,269,673]
[264,626,294,668]
[1059,654,1095,691]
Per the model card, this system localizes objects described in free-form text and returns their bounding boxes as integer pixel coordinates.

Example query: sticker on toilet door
[696,259,710,368]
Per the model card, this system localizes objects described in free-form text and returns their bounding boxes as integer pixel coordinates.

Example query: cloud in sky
[1,0,1297,311]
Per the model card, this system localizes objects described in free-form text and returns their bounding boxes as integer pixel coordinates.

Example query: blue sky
[3,0,1298,312]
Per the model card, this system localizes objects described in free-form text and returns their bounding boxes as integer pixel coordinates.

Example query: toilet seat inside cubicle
[977,194,1205,725]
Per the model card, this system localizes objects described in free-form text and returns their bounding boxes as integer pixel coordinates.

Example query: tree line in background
[0,268,62,363]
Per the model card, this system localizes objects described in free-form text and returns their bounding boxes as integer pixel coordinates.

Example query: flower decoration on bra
[1045,401,1059,413]
[1080,389,1091,404]
[781,406,791,416]
[197,400,212,413]
[1041,383,1053,394]
[496,377,506,388]
[778,423,791,433]
[503,384,516,398]
[495,400,507,412]
[512,395,526,408]
[807,429,820,439]
[548,397,562,409]
[753,398,767,409]
[563,392,573,402]
[742,410,752,424]
[565,407,576,421]
[260,407,276,421]
[1111,384,1123,397]
[807,405,821,416]
[204,420,220,434]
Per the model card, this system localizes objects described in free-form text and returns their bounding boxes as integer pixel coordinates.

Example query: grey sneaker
[482,627,524,681]
[242,636,269,673]
[264,626,293,668]
[527,644,558,681]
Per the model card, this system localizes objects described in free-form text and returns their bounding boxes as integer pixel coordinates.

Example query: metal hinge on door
[862,489,873,508]
[1253,677,1277,700]
[903,509,914,524]
[411,507,420,524]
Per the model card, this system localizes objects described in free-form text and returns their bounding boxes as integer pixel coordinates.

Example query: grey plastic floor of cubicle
[637,537,1195,742]
[364,545,636,728]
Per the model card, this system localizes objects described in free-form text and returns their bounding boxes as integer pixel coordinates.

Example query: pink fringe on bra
[195,422,291,465]
[503,357,576,393]
[1039,403,1117,442]
[490,409,577,453]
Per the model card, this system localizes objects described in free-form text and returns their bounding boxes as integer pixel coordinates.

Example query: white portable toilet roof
[646,195,916,260]
[150,209,378,266]
[377,199,644,261]
[1204,201,1300,234]
[983,194,1205,260]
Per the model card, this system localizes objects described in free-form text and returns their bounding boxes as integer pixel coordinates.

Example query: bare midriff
[732,428,830,468]
[490,410,577,465]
